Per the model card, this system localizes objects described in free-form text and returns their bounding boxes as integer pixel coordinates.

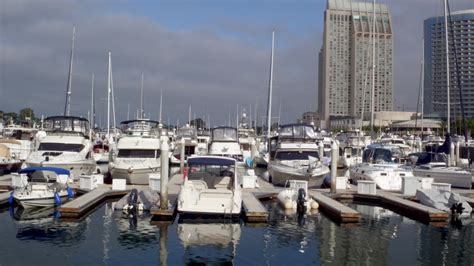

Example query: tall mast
[443,0,450,134]
[140,73,144,119]
[188,106,192,125]
[111,62,117,135]
[266,30,275,139]
[64,26,76,116]
[420,37,425,136]
[91,74,95,129]
[370,1,376,134]
[159,90,163,123]
[107,52,111,137]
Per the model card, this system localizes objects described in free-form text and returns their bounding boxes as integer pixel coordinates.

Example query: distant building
[297,111,321,127]
[423,9,474,119]
[329,111,418,130]
[318,0,393,128]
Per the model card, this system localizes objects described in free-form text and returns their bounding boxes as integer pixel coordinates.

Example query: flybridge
[44,116,90,136]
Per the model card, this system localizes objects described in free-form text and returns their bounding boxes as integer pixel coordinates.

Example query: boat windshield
[44,116,90,135]
[363,148,395,163]
[188,164,235,179]
[275,150,319,160]
[117,149,159,158]
[38,143,84,152]
[278,125,317,140]
[212,128,238,142]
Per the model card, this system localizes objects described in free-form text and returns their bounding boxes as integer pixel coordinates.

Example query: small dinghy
[277,180,319,213]
[416,189,472,219]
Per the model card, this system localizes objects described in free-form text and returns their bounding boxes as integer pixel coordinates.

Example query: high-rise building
[318,0,393,128]
[423,9,474,120]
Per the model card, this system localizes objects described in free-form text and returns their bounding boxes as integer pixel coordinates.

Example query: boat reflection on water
[178,222,241,265]
[113,210,158,249]
[11,206,88,247]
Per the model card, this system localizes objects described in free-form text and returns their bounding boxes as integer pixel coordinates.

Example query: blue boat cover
[19,167,70,176]
[188,156,235,166]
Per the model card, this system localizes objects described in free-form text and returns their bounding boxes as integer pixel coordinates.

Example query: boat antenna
[266,30,275,139]
[64,26,75,116]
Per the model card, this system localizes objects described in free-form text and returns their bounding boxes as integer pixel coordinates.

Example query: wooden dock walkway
[354,191,449,223]
[150,174,183,220]
[59,187,127,218]
[242,191,268,222]
[308,191,360,223]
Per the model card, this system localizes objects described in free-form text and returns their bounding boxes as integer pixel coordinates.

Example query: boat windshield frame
[44,116,90,136]
[278,124,317,142]
[211,127,238,142]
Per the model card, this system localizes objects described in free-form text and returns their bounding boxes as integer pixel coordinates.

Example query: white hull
[178,181,242,216]
[413,167,472,189]
[110,166,159,185]
[268,162,329,188]
[14,192,69,208]
[349,163,413,191]
[25,160,96,181]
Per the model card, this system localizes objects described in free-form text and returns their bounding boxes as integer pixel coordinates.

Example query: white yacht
[196,130,210,155]
[267,124,329,187]
[349,144,414,191]
[25,116,96,180]
[11,167,75,208]
[177,156,242,217]
[208,127,243,161]
[410,152,472,189]
[338,136,366,168]
[171,125,198,164]
[0,142,22,175]
[109,119,161,185]
[1,123,38,161]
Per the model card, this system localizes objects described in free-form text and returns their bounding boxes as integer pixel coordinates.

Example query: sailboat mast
[420,38,425,136]
[91,74,95,129]
[266,30,275,139]
[443,0,450,134]
[64,26,75,116]
[159,90,163,123]
[370,1,376,134]
[107,52,111,137]
[140,73,144,119]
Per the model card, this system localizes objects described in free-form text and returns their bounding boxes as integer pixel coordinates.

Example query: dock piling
[180,138,185,173]
[160,134,169,210]
[318,141,324,161]
[330,140,338,193]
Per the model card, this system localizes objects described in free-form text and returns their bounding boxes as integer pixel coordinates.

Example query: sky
[0,0,473,127]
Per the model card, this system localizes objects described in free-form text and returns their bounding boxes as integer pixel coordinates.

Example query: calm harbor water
[1,168,474,265]
[1,199,474,265]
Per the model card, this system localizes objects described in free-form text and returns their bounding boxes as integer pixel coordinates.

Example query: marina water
[1,199,474,265]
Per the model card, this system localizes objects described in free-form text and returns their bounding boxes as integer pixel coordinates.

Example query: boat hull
[14,194,69,208]
[268,164,329,188]
[25,161,96,181]
[110,167,159,185]
[412,168,472,189]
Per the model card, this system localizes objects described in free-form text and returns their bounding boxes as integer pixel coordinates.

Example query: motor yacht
[24,116,96,180]
[109,119,161,185]
[267,124,329,187]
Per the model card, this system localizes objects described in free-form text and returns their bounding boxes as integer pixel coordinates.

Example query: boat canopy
[44,116,90,135]
[188,156,236,166]
[211,127,238,142]
[177,126,197,138]
[19,166,70,176]
[278,124,317,140]
[363,144,405,163]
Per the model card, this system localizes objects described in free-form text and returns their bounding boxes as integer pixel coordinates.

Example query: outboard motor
[450,202,465,217]
[125,189,139,214]
[297,188,307,214]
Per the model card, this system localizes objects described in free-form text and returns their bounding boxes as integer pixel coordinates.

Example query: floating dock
[308,191,360,223]
[242,191,268,222]
[150,174,183,220]
[59,187,127,218]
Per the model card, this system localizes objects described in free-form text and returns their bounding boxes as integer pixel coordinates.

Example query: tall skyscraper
[424,9,474,120]
[318,0,393,127]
